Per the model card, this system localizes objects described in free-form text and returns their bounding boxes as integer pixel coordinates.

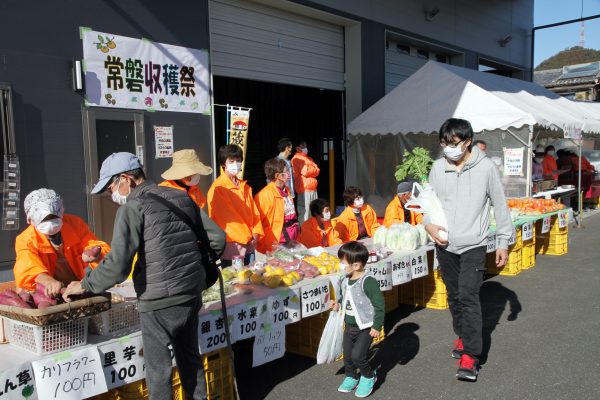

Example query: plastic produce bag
[317,308,345,364]
[404,183,448,241]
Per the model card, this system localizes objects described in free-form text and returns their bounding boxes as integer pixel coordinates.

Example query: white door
[209,0,345,91]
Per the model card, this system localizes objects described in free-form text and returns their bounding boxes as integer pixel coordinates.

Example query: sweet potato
[1,289,20,299]
[32,291,57,307]
[36,301,53,309]
[83,245,102,258]
[17,290,34,306]
[0,294,33,308]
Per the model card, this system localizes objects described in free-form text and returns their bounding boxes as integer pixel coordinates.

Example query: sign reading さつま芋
[81,29,210,114]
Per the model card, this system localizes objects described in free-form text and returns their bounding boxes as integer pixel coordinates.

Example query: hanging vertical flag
[228,107,251,179]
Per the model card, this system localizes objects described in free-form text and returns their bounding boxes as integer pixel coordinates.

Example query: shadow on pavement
[479,280,522,365]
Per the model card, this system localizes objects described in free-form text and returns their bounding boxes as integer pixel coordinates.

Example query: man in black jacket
[64,152,226,400]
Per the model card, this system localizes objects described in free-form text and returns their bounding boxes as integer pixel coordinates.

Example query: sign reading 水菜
[82,29,210,114]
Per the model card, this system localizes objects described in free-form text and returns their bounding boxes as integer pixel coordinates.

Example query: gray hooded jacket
[426,146,514,254]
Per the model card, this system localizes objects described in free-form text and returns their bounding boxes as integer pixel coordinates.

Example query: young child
[329,241,385,398]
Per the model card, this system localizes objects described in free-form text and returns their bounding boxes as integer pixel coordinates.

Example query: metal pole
[329,141,335,214]
[526,126,533,198]
[577,139,583,227]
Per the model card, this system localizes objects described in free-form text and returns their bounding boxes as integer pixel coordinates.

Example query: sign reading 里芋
[153,126,174,158]
[231,299,268,342]
[82,29,210,114]
[367,261,393,291]
[31,347,107,400]
[522,222,533,242]
[97,333,145,390]
[300,279,331,318]
[541,216,551,234]
[252,323,285,367]
[503,147,524,176]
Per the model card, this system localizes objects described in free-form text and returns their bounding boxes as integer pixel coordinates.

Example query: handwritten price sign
[487,233,497,253]
[0,362,37,399]
[231,299,268,342]
[31,347,107,400]
[199,310,235,354]
[391,257,411,285]
[97,333,145,390]
[408,250,428,280]
[558,210,568,228]
[522,222,533,242]
[252,324,285,367]
[541,216,551,234]
[300,280,331,318]
[366,261,393,291]
[268,288,301,327]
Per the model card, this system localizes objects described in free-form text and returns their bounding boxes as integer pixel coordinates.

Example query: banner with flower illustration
[81,28,210,114]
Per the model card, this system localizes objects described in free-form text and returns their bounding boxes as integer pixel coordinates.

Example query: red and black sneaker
[456,354,479,382]
[451,338,464,359]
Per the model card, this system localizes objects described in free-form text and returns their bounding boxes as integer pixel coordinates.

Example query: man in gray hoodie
[424,119,513,382]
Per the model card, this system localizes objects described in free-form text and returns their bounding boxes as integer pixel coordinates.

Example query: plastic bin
[536,230,568,255]
[6,318,88,355]
[383,286,399,312]
[397,269,448,310]
[521,239,536,270]
[89,301,140,337]
[486,239,522,276]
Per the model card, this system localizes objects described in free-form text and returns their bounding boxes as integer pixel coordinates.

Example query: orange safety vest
[542,155,558,180]
[254,182,293,254]
[298,217,342,248]
[291,152,320,193]
[14,214,110,291]
[207,173,263,245]
[159,180,207,209]
[334,205,380,243]
[383,196,424,227]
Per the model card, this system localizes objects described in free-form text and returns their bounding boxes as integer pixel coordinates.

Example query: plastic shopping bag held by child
[404,182,448,241]
[317,309,345,364]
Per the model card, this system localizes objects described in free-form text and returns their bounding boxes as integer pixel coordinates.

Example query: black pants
[139,297,206,400]
[437,246,487,358]
[343,325,374,379]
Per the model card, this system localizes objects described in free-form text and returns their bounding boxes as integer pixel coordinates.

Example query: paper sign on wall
[503,148,524,176]
[154,126,174,158]
[31,347,107,400]
[97,333,145,390]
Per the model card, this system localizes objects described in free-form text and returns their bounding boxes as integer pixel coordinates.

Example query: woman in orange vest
[334,186,380,242]
[298,198,342,248]
[14,189,109,296]
[383,180,423,227]
[291,140,320,224]
[255,158,299,253]
[159,149,213,209]
[207,144,263,266]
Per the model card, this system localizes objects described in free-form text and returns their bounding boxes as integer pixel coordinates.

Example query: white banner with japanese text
[82,29,210,114]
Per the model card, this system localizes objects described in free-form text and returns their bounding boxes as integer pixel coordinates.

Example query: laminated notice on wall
[3,154,20,230]
[154,125,174,158]
[503,148,524,176]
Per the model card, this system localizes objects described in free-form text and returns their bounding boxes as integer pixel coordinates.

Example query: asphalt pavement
[233,213,600,400]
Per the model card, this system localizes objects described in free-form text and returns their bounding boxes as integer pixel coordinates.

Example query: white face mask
[36,218,63,236]
[547,151,556,158]
[443,144,466,161]
[225,162,242,175]
[353,198,364,209]
[301,147,308,155]
[322,211,331,221]
[187,174,201,186]
[111,179,130,206]
[534,157,543,163]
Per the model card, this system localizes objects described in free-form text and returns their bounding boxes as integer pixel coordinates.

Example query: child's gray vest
[340,273,375,330]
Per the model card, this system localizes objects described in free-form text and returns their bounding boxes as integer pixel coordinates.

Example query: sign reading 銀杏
[81,28,210,114]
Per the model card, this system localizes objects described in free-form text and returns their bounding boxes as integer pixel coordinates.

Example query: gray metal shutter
[385,50,427,93]
[209,0,345,91]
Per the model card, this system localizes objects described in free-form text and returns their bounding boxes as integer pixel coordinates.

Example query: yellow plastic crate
[486,244,522,276]
[383,286,398,312]
[521,240,536,270]
[536,230,568,255]
[397,270,448,310]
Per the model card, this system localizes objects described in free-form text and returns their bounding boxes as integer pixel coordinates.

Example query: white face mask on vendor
[443,145,466,161]
[36,218,63,236]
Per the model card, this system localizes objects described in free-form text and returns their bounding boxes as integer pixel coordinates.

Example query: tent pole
[526,126,533,198]
[577,139,583,228]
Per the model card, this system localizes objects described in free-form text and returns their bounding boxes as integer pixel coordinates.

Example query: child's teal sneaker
[338,376,359,393]
[354,373,377,398]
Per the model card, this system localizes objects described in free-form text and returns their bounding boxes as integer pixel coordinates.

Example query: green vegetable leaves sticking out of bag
[394,147,434,183]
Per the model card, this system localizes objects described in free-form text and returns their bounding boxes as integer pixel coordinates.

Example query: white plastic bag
[317,308,345,364]
[404,183,449,241]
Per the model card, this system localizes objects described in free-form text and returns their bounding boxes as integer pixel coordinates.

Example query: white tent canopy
[348,61,600,136]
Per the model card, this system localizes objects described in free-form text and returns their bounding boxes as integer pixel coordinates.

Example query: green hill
[535,47,600,71]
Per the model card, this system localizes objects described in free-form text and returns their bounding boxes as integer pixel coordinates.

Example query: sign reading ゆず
[81,29,210,114]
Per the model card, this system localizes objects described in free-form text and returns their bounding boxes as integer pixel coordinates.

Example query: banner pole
[329,141,335,214]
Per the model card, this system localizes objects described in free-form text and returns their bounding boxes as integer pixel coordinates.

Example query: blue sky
[534,0,600,67]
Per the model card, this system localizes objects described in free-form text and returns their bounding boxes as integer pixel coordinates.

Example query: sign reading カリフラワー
[81,29,210,114]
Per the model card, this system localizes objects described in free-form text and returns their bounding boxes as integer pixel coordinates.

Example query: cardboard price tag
[558,210,568,228]
[31,347,107,400]
[199,310,235,354]
[0,362,37,399]
[98,333,145,390]
[252,323,285,367]
[522,222,533,242]
[391,256,411,285]
[232,299,268,341]
[541,216,551,234]
[408,250,428,280]
[268,288,301,327]
[486,233,497,253]
[366,261,393,291]
[300,280,331,318]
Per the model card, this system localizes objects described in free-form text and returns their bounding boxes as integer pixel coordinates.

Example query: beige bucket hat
[161,149,213,180]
